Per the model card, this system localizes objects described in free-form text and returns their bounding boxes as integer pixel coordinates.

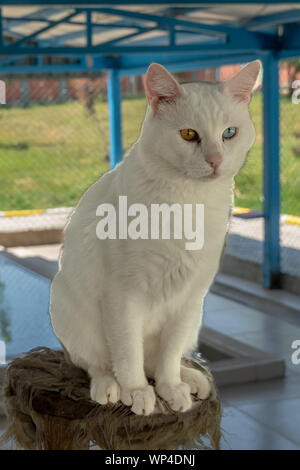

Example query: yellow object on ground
[3,209,44,217]
[232,207,250,215]
[285,215,300,226]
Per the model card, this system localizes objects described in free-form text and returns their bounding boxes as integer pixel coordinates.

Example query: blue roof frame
[0,3,299,74]
[0,1,299,4]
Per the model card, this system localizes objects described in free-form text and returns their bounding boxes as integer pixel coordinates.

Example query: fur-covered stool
[1,347,221,450]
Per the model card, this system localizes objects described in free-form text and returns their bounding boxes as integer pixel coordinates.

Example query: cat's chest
[141,243,211,303]
[142,263,204,337]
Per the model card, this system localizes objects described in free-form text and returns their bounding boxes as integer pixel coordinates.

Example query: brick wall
[219,64,242,81]
[29,78,60,101]
[5,79,20,102]
[3,62,298,104]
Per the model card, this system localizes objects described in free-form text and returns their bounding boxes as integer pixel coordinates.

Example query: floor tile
[236,398,300,446]
[0,416,10,450]
[204,294,241,313]
[203,307,269,336]
[233,329,300,374]
[220,406,299,450]
[204,293,300,337]
[219,374,300,406]
[0,416,6,433]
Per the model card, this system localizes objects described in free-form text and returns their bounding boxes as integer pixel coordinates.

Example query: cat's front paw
[181,366,211,399]
[90,375,120,405]
[120,384,156,416]
[156,382,192,412]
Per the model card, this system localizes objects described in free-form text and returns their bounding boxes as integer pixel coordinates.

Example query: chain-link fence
[225,82,264,274]
[0,74,149,211]
[280,59,300,279]
[227,60,300,282]
[1,75,109,211]
[0,65,299,282]
[1,68,265,212]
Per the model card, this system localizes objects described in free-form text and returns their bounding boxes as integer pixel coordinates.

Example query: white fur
[50,62,259,415]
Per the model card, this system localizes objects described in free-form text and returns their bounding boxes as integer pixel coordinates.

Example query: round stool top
[2,347,221,450]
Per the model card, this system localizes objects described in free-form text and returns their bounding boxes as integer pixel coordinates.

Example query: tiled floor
[0,244,299,450]
[203,293,300,450]
[220,406,299,450]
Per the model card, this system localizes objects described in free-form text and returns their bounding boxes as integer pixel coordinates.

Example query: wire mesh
[227,86,264,270]
[0,65,299,281]
[0,76,111,211]
[280,59,300,278]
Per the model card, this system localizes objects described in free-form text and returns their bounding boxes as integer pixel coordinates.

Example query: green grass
[0,93,299,215]
[235,93,300,215]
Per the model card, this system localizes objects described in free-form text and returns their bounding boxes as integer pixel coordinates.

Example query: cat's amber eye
[180,129,199,142]
[222,127,237,140]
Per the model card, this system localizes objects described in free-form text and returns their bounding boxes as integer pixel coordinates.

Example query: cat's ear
[221,60,261,103]
[144,63,186,114]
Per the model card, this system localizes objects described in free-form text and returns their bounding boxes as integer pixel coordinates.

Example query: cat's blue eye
[222,127,237,140]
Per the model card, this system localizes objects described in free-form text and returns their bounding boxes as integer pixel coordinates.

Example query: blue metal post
[262,53,281,288]
[0,8,3,47]
[86,9,92,47]
[108,69,123,169]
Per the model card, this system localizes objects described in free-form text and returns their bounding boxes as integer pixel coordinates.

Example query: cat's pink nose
[205,153,223,170]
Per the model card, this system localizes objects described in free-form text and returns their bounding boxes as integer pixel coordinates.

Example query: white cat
[50,61,260,416]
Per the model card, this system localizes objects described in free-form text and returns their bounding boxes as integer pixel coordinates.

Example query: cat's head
[139,61,260,181]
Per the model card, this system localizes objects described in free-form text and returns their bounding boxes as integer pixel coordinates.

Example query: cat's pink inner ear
[222,60,261,103]
[144,63,185,113]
